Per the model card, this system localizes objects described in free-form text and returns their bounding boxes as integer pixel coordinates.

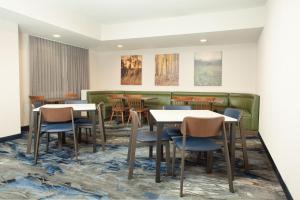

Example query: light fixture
[53,34,61,38]
[117,44,123,48]
[200,39,207,43]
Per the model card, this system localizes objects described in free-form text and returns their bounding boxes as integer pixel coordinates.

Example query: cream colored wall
[257,0,300,199]
[89,43,257,93]
[0,19,20,137]
[19,32,30,126]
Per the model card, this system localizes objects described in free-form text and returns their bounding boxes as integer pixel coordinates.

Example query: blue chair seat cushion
[163,127,181,138]
[41,122,73,133]
[137,131,170,142]
[75,118,93,125]
[173,137,221,151]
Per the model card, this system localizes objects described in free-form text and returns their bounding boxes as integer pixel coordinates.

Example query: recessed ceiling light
[53,34,61,38]
[200,39,207,43]
[117,44,123,48]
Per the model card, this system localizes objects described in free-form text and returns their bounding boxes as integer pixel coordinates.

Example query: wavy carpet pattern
[0,125,285,199]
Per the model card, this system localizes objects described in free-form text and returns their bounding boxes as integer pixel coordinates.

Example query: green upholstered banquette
[86,90,259,131]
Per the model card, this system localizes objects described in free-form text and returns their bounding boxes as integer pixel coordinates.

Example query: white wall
[257,0,300,199]
[89,43,257,93]
[0,18,20,137]
[19,32,30,126]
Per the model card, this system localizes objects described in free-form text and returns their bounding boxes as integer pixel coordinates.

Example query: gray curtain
[29,36,89,98]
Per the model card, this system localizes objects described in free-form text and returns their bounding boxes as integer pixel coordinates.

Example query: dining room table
[26,103,98,154]
[149,109,238,183]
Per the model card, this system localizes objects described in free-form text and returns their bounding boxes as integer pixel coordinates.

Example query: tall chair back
[110,98,126,111]
[64,92,79,100]
[40,107,73,123]
[29,95,45,108]
[127,97,143,110]
[171,96,191,106]
[181,117,224,137]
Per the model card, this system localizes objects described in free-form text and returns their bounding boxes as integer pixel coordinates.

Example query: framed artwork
[155,53,179,86]
[121,55,142,85]
[194,51,222,86]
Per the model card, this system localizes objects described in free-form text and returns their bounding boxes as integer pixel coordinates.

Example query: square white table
[149,110,238,183]
[27,104,97,154]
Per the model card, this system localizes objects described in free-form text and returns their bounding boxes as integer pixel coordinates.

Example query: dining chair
[29,95,45,108]
[109,97,128,125]
[127,110,171,179]
[64,92,79,100]
[75,102,106,150]
[65,100,89,142]
[171,96,192,106]
[192,96,213,110]
[162,105,192,138]
[172,116,233,196]
[34,107,78,164]
[127,97,149,125]
[224,108,249,170]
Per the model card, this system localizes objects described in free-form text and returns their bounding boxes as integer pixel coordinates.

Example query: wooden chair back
[171,96,192,106]
[40,107,73,123]
[127,97,143,110]
[181,116,224,137]
[29,95,45,107]
[64,92,79,100]
[110,97,125,111]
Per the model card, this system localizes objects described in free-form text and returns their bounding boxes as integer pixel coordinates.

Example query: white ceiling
[52,0,267,24]
[95,28,263,51]
[0,0,267,50]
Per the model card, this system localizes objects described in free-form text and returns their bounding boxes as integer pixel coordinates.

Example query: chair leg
[46,133,50,153]
[73,131,78,160]
[138,112,143,125]
[85,128,88,144]
[128,134,137,179]
[121,112,124,126]
[172,142,176,176]
[127,133,133,162]
[58,133,62,150]
[34,131,41,164]
[62,132,66,144]
[110,111,115,124]
[223,130,234,193]
[165,142,171,175]
[149,146,153,159]
[161,145,164,160]
[206,151,213,173]
[240,127,249,170]
[127,113,131,125]
[78,128,82,143]
[180,149,185,197]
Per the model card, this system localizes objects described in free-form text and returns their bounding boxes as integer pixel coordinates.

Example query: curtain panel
[29,36,89,98]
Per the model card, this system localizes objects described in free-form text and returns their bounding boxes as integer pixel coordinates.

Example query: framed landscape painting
[194,51,222,86]
[121,55,142,85]
[155,53,179,86]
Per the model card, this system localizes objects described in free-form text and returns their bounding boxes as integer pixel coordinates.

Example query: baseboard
[0,133,23,142]
[258,132,293,200]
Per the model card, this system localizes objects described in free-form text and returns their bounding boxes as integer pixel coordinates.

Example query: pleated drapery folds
[29,36,89,98]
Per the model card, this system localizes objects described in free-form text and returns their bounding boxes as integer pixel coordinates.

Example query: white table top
[150,110,237,123]
[33,104,96,112]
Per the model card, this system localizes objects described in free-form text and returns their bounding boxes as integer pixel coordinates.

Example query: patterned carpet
[0,125,286,199]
